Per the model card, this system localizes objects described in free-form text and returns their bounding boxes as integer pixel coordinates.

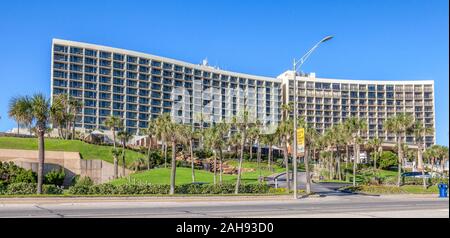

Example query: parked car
[401,171,431,178]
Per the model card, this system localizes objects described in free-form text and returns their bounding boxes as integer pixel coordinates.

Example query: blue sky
[0,0,448,145]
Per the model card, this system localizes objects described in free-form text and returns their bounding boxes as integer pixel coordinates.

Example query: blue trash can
[438,183,448,198]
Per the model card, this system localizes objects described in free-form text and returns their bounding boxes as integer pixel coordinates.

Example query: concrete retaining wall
[0,149,132,185]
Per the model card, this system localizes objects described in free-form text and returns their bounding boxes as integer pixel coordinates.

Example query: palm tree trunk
[234,135,246,194]
[345,145,349,168]
[147,136,152,170]
[72,118,76,140]
[283,138,290,193]
[36,129,45,194]
[353,142,357,186]
[219,147,224,184]
[330,150,334,180]
[113,155,118,179]
[257,140,262,182]
[112,129,118,179]
[397,137,403,187]
[169,140,177,195]
[418,147,427,189]
[337,147,342,181]
[249,142,253,161]
[268,143,273,172]
[17,122,20,136]
[305,146,312,194]
[164,142,168,169]
[213,150,217,185]
[122,142,126,177]
[190,139,195,183]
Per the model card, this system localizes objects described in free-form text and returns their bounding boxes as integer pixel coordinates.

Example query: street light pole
[292,36,333,199]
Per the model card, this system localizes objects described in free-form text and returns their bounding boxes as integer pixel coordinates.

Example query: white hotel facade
[50,39,436,147]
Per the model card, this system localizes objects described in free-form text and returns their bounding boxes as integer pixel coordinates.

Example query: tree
[117,129,133,177]
[8,96,32,135]
[104,116,122,179]
[384,113,414,187]
[367,137,383,170]
[167,119,183,195]
[298,117,319,194]
[50,94,68,138]
[142,119,158,170]
[156,114,172,169]
[179,124,199,183]
[276,119,292,193]
[67,97,83,140]
[30,94,50,194]
[232,110,252,194]
[261,133,277,172]
[345,117,367,186]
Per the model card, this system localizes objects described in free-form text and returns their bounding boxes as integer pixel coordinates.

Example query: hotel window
[100,51,111,59]
[127,64,137,71]
[127,56,137,63]
[85,49,97,57]
[113,53,124,61]
[151,61,161,67]
[163,63,172,70]
[139,58,149,65]
[54,45,68,53]
[70,47,83,54]
[85,74,97,82]
[113,78,124,85]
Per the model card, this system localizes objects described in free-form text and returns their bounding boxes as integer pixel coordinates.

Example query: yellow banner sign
[297,128,305,146]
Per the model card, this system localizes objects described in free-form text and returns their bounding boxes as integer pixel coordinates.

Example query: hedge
[2,183,63,195]
[68,183,271,195]
[383,176,449,186]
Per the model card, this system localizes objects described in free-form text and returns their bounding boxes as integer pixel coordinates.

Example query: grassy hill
[110,162,285,185]
[0,137,143,166]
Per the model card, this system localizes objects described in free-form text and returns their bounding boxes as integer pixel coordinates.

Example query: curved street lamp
[292,35,333,199]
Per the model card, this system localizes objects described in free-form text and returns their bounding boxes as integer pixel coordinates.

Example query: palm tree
[67,97,83,140]
[142,119,158,170]
[261,133,277,172]
[50,94,68,138]
[439,146,449,178]
[104,115,122,179]
[298,117,319,194]
[179,124,199,183]
[232,109,252,194]
[8,96,32,135]
[345,117,367,186]
[367,137,383,170]
[166,119,183,195]
[276,119,292,193]
[412,122,434,188]
[384,113,414,187]
[30,94,50,194]
[117,129,133,177]
[156,114,172,168]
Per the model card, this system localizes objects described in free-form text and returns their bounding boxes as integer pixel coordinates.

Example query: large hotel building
[51,39,436,147]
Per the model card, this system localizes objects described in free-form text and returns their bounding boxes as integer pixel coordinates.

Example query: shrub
[68,177,94,195]
[65,182,271,195]
[5,183,63,195]
[44,169,65,186]
[0,161,37,185]
[378,151,398,170]
[194,149,214,159]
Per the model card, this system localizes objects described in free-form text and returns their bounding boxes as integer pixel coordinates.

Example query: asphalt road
[0,194,447,218]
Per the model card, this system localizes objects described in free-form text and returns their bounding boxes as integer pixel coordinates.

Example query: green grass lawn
[0,137,143,166]
[110,161,285,185]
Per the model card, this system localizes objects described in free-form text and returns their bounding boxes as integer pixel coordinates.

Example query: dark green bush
[44,169,65,186]
[68,177,94,194]
[5,183,63,195]
[0,161,37,185]
[66,182,271,195]
[378,151,398,170]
